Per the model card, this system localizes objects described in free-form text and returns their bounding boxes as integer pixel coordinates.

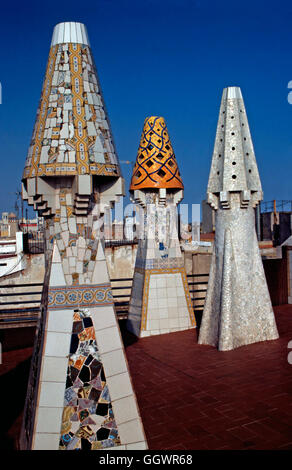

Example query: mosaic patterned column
[127,116,196,337]
[198,87,279,351]
[20,22,147,450]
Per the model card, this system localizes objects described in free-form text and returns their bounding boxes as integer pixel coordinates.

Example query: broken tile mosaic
[59,308,121,450]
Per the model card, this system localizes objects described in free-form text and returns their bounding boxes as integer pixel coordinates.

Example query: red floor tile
[123,304,292,450]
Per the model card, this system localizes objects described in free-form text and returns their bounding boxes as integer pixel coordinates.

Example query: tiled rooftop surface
[122,305,292,450]
[0,305,291,450]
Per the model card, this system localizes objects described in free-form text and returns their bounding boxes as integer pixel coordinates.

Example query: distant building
[0,212,18,237]
[0,232,25,277]
[201,200,215,234]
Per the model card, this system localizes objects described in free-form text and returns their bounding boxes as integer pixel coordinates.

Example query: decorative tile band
[48,283,113,310]
[135,256,184,270]
[140,266,196,331]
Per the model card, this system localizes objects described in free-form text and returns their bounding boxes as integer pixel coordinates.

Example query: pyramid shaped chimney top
[51,22,90,46]
[207,86,262,209]
[130,116,184,191]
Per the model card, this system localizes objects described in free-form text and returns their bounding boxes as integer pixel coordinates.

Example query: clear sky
[0,0,291,217]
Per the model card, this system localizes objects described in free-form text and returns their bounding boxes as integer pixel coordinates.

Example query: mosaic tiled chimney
[127,116,196,337]
[198,87,279,351]
[20,22,147,450]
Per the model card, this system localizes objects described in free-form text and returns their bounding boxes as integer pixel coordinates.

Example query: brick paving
[122,305,292,450]
[0,305,291,450]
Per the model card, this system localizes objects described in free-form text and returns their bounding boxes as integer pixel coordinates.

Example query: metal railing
[0,274,209,327]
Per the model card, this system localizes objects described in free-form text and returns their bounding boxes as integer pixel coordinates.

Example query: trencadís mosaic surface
[59,309,120,450]
[23,42,120,179]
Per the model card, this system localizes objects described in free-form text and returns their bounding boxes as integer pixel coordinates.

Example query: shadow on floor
[0,355,32,450]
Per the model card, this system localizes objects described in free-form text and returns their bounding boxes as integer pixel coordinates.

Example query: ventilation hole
[221,125,224,128]
[232,161,236,165]
[244,137,247,141]
[157,169,166,178]
[165,144,170,150]
[156,153,163,159]
[249,169,252,173]
[168,160,174,167]
[135,170,141,178]
[158,139,161,143]
[147,144,153,150]
[242,123,244,126]
[232,174,237,179]
[231,116,234,119]
[232,147,235,150]
[138,154,143,160]
[218,154,221,158]
[223,111,225,114]
[231,132,235,135]
[217,171,220,175]
[246,152,249,156]
[149,132,153,136]
[146,160,154,168]
[220,138,223,142]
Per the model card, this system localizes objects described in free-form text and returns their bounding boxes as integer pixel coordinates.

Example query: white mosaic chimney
[198,87,279,351]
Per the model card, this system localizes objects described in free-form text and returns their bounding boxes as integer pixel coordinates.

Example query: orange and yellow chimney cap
[130,116,184,191]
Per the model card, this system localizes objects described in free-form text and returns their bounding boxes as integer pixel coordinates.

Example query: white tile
[111,395,139,425]
[157,288,166,298]
[47,309,73,333]
[167,297,178,307]
[118,419,146,445]
[94,326,122,354]
[176,287,185,296]
[178,296,187,307]
[149,288,157,298]
[69,22,77,43]
[92,260,110,283]
[157,298,167,308]
[49,263,66,286]
[148,319,159,330]
[169,318,179,328]
[166,275,176,287]
[156,278,166,288]
[100,349,127,378]
[159,318,170,329]
[149,277,157,288]
[35,407,63,433]
[167,287,176,298]
[33,433,60,450]
[159,308,168,319]
[52,244,61,263]
[160,328,170,334]
[45,331,71,357]
[38,381,66,407]
[150,329,161,336]
[105,445,126,450]
[140,330,150,337]
[91,306,117,332]
[106,372,133,401]
[96,241,106,261]
[68,217,77,234]
[126,441,148,450]
[41,356,68,383]
[179,316,190,327]
[148,297,158,308]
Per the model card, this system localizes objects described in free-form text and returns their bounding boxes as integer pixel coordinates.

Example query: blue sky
[0,0,291,216]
